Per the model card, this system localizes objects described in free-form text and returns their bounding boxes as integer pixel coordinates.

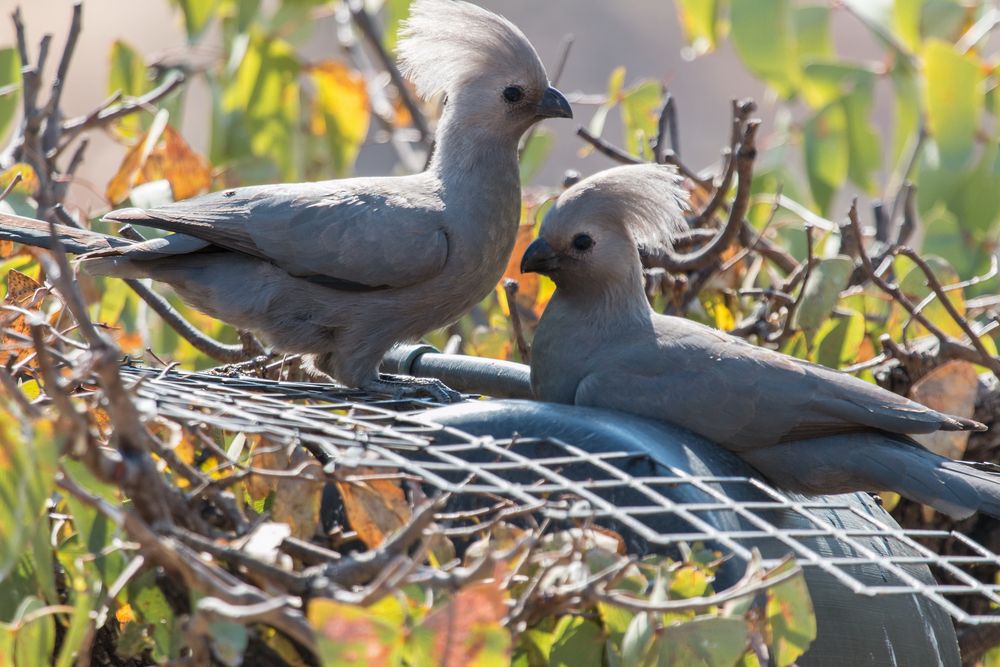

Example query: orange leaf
[2,269,44,364]
[249,438,325,540]
[336,470,411,549]
[421,580,509,667]
[0,240,13,258]
[106,114,211,205]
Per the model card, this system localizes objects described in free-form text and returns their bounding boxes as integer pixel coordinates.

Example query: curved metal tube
[381,344,532,399]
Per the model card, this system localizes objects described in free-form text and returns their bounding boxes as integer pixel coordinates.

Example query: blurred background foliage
[1,0,1000,664]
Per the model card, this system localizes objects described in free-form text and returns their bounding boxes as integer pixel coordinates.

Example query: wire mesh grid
[119,364,1000,625]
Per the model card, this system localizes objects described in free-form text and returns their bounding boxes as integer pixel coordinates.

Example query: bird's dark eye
[572,233,594,252]
[502,85,525,103]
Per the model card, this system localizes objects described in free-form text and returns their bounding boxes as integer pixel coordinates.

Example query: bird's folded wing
[573,322,977,449]
[102,181,449,289]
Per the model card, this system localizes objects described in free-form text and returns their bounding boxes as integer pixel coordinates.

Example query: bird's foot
[364,374,464,404]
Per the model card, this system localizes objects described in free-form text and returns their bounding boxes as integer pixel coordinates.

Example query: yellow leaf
[308,61,370,175]
[0,163,39,196]
[909,361,979,459]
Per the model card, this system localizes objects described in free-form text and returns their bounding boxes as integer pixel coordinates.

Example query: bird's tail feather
[0,211,129,256]
[742,434,999,521]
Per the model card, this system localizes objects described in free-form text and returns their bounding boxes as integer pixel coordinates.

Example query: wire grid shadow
[120,364,1000,626]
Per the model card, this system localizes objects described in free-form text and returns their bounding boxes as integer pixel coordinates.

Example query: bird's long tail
[0,211,130,255]
[742,433,1000,520]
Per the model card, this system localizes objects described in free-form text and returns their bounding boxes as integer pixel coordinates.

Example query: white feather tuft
[396,0,547,99]
[551,164,689,251]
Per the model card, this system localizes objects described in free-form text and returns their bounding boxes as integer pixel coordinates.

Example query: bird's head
[521,164,687,291]
[397,0,572,138]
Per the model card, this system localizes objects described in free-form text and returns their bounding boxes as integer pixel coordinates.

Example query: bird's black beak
[536,86,573,119]
[521,237,561,275]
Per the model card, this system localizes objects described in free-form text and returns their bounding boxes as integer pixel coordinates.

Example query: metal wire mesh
[119,364,1000,625]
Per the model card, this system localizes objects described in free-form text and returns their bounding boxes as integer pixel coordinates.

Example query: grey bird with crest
[521,164,1000,519]
[0,0,572,401]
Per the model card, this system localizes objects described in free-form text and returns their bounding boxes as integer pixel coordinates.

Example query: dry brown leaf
[909,360,979,459]
[2,269,44,363]
[106,117,212,205]
[251,439,325,540]
[336,470,411,549]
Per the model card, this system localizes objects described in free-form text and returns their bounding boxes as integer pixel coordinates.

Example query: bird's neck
[550,273,653,331]
[428,105,522,191]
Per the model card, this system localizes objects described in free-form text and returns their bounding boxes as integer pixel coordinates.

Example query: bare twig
[0,171,22,202]
[503,279,531,364]
[576,127,642,165]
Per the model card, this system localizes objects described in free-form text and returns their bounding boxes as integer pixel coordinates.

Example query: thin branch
[642,121,760,273]
[348,0,431,144]
[503,279,531,364]
[773,225,814,343]
[654,92,679,163]
[41,2,82,151]
[576,127,642,165]
[0,171,22,202]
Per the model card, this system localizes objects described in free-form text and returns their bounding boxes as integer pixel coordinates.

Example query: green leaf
[890,64,921,169]
[803,102,848,215]
[96,277,132,327]
[220,32,301,178]
[812,310,866,368]
[950,141,1000,234]
[174,0,220,41]
[520,128,553,184]
[896,252,968,339]
[54,572,97,667]
[765,561,816,667]
[923,39,982,170]
[655,616,749,666]
[892,0,923,51]
[549,617,604,667]
[382,0,412,53]
[0,48,21,141]
[128,571,181,662]
[621,612,656,666]
[842,80,881,192]
[730,0,800,98]
[108,41,151,138]
[794,6,833,64]
[675,0,722,57]
[205,617,248,667]
[13,598,55,667]
[620,80,662,158]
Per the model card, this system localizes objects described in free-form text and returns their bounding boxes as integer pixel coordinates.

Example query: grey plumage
[522,164,995,519]
[0,0,572,400]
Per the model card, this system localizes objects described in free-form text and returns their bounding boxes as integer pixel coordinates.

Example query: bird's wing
[573,316,981,449]
[102,179,449,290]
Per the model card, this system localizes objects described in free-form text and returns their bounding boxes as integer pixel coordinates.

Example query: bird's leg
[363,374,464,404]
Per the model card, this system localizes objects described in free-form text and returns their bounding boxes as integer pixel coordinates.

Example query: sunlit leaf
[310,597,405,667]
[890,64,921,170]
[842,79,881,192]
[12,598,55,667]
[923,39,982,170]
[730,0,800,98]
[655,616,749,666]
[620,80,662,158]
[803,102,848,214]
[108,40,151,138]
[792,256,853,331]
[308,61,370,176]
[794,6,833,64]
[382,0,412,53]
[174,0,220,41]
[812,310,865,368]
[0,48,21,141]
[520,128,553,184]
[765,560,816,666]
[106,112,212,204]
[675,0,723,57]
[413,580,510,667]
[892,0,923,51]
[336,470,411,549]
[548,616,603,667]
[128,570,181,662]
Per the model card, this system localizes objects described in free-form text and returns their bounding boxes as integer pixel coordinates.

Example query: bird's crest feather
[550,164,688,250]
[396,0,546,99]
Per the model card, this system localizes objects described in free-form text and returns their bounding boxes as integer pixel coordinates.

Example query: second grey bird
[0,0,572,401]
[522,164,998,519]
